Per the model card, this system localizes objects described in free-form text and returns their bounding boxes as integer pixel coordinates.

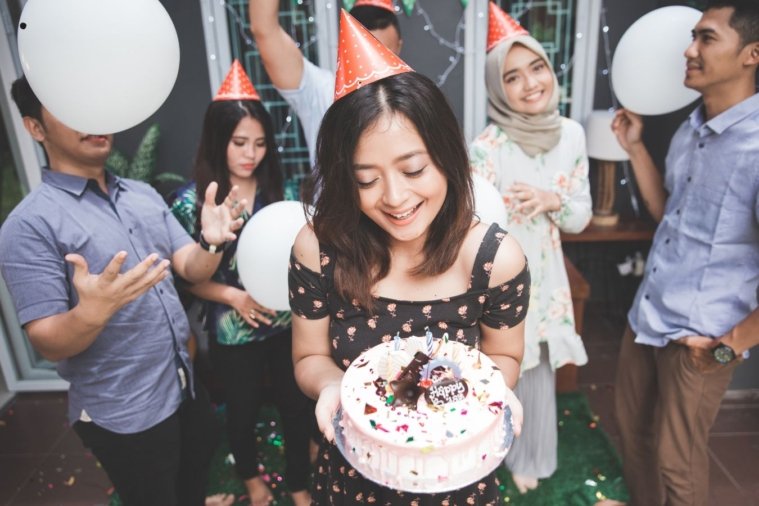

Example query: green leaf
[460,0,469,8]
[342,0,356,10]
[217,310,253,345]
[129,124,161,182]
[401,0,415,16]
[105,150,130,177]
[153,172,186,184]
[270,311,293,327]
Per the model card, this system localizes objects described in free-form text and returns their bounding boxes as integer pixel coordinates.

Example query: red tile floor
[0,302,758,505]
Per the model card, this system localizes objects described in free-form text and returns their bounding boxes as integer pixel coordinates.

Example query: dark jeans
[73,381,218,506]
[211,330,316,492]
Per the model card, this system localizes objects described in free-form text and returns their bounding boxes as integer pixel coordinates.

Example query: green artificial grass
[497,392,629,505]
[110,392,628,505]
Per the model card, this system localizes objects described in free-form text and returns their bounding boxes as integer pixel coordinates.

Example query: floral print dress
[288,223,530,505]
[470,119,590,373]
[170,183,291,344]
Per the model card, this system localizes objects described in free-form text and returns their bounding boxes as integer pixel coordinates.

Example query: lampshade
[585,110,629,162]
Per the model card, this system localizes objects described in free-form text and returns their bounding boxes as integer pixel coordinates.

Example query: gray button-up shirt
[629,93,759,347]
[0,169,194,433]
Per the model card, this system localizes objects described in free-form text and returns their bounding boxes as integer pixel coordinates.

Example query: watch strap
[199,232,226,254]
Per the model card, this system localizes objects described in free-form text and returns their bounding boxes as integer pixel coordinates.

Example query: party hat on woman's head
[487,2,529,52]
[214,59,261,101]
[352,0,395,13]
[334,9,412,101]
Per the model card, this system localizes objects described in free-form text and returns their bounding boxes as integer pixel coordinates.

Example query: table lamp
[585,110,630,227]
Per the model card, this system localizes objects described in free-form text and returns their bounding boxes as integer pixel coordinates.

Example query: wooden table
[561,219,656,243]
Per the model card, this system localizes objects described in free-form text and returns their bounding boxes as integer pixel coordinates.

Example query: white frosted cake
[337,334,513,493]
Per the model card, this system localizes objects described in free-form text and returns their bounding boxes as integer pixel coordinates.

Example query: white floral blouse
[470,118,591,372]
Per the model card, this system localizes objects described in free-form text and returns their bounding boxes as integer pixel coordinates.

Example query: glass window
[225,0,317,185]
[498,0,577,117]
[0,0,61,384]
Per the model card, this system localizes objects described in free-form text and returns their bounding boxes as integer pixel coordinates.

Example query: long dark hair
[310,71,474,310]
[193,100,283,229]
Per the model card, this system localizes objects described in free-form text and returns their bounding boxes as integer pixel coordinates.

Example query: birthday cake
[337,334,514,493]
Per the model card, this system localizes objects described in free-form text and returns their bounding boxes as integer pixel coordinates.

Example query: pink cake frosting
[337,334,512,493]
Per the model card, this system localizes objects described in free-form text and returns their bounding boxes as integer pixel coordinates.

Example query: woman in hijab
[470,4,592,494]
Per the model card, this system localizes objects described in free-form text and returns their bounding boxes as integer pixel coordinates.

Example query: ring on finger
[249,309,256,319]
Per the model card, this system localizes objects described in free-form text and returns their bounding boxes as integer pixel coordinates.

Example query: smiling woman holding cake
[288,11,529,504]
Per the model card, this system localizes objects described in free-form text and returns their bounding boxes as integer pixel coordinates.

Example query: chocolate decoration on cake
[389,378,425,407]
[388,352,431,407]
[398,352,430,381]
[373,378,388,398]
[425,378,469,406]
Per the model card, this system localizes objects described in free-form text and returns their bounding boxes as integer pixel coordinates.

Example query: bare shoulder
[490,231,527,287]
[463,222,526,288]
[292,224,322,272]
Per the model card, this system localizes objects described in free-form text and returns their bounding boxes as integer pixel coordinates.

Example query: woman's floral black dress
[288,224,530,505]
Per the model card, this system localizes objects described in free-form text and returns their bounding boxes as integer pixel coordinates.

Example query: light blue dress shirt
[629,93,759,347]
[0,170,194,433]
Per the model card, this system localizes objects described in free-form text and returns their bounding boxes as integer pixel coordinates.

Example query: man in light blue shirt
[0,76,244,506]
[611,1,759,504]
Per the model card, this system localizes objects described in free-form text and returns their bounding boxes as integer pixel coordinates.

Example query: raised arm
[248,0,305,90]
[611,108,667,222]
[171,183,245,284]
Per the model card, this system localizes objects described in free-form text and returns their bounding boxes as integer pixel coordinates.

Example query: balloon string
[601,2,640,218]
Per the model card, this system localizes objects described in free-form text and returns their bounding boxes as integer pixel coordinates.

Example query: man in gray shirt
[0,76,245,506]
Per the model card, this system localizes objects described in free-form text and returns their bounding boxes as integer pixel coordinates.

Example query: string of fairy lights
[599,0,640,216]
[218,0,592,166]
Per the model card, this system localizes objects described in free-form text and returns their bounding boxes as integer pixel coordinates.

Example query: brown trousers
[614,326,740,506]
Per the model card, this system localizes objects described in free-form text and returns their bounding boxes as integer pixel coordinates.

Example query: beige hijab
[485,35,562,157]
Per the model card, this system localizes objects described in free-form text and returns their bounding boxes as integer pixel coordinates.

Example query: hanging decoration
[460,0,469,8]
[343,0,356,10]
[401,0,415,16]
[413,0,466,87]
[599,1,641,217]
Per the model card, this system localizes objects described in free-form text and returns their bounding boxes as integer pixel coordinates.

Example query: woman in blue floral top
[171,63,314,506]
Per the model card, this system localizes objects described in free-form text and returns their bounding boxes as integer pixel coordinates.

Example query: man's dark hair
[10,75,43,123]
[350,5,401,38]
[706,0,759,46]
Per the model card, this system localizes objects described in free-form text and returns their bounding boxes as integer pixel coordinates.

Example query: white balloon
[17,0,180,134]
[611,6,701,116]
[472,173,508,228]
[237,202,309,312]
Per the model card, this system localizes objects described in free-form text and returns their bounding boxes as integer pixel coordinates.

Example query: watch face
[713,344,736,364]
